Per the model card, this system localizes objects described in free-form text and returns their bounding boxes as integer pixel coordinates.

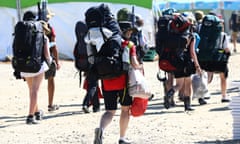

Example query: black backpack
[12,20,44,73]
[94,34,129,79]
[156,14,191,72]
[155,15,174,55]
[84,5,128,79]
[198,15,222,62]
[73,21,89,72]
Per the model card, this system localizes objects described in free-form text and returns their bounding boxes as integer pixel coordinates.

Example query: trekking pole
[16,0,21,21]
[131,5,135,28]
[38,0,48,21]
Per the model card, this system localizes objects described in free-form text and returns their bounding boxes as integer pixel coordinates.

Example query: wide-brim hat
[46,9,55,19]
[39,20,50,33]
[118,21,137,33]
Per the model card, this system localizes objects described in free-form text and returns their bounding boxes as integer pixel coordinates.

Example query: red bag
[131,97,148,117]
[83,79,103,98]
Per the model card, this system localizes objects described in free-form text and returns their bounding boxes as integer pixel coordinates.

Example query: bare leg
[99,110,116,130]
[119,106,130,138]
[48,77,54,106]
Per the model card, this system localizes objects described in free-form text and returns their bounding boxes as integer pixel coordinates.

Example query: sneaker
[93,107,100,113]
[82,106,90,113]
[34,110,44,120]
[234,49,237,53]
[119,138,132,144]
[164,89,175,109]
[48,105,59,112]
[221,99,230,103]
[198,98,207,105]
[26,115,38,124]
[94,128,103,144]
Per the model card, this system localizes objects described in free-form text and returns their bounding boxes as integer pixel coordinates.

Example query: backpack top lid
[202,14,221,27]
[85,6,104,28]
[23,11,36,21]
[162,8,178,16]
[170,15,191,33]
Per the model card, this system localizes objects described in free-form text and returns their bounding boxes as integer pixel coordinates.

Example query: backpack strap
[100,27,108,42]
[221,34,226,50]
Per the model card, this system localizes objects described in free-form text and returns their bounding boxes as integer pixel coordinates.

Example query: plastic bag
[128,67,151,99]
[192,72,208,99]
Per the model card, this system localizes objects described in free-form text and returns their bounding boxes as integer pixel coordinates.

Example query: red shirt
[102,40,136,91]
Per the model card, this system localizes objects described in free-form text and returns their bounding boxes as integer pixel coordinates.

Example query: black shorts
[103,89,132,110]
[45,61,56,79]
[199,61,228,78]
[173,61,196,78]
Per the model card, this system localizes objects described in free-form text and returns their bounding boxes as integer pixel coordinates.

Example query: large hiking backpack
[12,20,44,73]
[198,15,222,62]
[156,14,191,72]
[85,5,128,79]
[73,21,89,72]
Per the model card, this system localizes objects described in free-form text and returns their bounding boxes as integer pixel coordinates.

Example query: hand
[55,61,61,70]
[196,66,202,75]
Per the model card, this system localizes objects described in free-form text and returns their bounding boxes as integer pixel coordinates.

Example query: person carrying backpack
[156,14,202,111]
[73,20,101,113]
[198,14,231,103]
[93,21,142,144]
[155,10,178,106]
[41,9,61,112]
[12,11,52,124]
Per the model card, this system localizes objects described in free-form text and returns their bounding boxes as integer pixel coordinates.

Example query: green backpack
[198,15,222,61]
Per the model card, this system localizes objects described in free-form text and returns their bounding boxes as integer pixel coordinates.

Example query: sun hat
[46,9,55,19]
[39,20,50,33]
[194,10,204,21]
[23,11,36,21]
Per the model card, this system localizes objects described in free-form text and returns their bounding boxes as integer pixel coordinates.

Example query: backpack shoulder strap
[222,33,226,49]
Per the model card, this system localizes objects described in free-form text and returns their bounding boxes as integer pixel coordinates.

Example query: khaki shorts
[232,31,239,38]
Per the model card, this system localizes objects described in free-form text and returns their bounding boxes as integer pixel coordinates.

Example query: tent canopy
[0,1,154,61]
[154,0,240,10]
[0,0,152,9]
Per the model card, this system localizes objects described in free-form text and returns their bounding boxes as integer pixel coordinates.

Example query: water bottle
[122,45,130,71]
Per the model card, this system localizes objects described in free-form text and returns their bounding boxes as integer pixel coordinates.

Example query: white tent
[0,2,154,61]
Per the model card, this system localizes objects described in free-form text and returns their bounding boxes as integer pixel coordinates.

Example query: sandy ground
[1,45,240,144]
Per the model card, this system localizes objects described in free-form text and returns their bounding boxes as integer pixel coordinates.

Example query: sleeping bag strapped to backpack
[198,15,222,62]
[156,14,191,72]
[12,20,44,73]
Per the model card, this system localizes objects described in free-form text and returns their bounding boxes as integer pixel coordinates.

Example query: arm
[129,44,142,69]
[49,27,60,70]
[44,36,52,65]
[189,37,201,74]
